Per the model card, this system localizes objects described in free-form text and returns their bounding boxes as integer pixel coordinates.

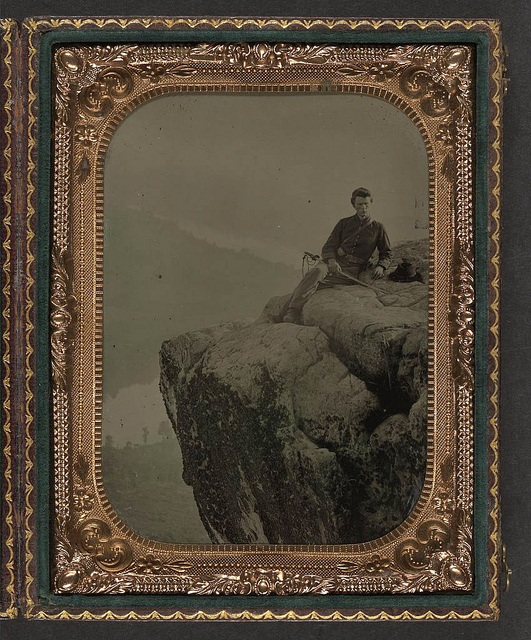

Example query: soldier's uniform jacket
[321,215,392,269]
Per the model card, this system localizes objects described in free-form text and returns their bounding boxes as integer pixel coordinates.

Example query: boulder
[160,239,428,544]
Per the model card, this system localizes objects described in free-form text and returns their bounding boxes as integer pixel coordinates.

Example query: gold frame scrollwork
[52,38,474,595]
[16,16,502,621]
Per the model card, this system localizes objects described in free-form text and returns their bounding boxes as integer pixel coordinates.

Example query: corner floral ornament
[365,555,392,575]
[54,516,135,594]
[130,556,192,576]
[72,486,94,512]
[76,519,133,572]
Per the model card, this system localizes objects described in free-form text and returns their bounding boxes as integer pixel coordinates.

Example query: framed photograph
[2,16,504,621]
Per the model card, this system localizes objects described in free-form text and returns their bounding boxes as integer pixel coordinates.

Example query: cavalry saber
[341,272,429,303]
[337,270,389,295]
[303,252,389,295]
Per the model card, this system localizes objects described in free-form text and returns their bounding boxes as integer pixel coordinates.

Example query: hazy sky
[103,92,429,444]
[105,92,429,269]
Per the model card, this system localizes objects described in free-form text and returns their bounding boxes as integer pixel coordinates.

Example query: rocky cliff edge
[160,239,428,544]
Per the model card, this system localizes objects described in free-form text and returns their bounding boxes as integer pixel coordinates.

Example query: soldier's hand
[327,259,342,275]
[372,265,385,280]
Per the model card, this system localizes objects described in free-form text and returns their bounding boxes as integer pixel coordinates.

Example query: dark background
[1,1,529,638]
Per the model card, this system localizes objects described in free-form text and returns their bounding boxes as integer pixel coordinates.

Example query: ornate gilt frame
[11,17,502,621]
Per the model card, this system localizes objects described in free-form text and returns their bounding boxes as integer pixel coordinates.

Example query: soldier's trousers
[287,261,362,311]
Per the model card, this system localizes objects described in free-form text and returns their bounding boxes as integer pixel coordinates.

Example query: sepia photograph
[101,91,429,546]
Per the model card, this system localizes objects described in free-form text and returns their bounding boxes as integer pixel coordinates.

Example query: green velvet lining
[35,27,492,612]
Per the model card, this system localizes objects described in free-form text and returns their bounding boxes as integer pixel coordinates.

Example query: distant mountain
[103,207,300,397]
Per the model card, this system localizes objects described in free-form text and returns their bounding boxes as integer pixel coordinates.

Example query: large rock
[258,282,427,405]
[160,239,428,544]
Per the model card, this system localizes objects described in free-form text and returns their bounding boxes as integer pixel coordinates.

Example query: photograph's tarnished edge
[19,16,502,621]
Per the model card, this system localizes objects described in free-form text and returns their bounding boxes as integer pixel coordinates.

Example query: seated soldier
[283,187,391,323]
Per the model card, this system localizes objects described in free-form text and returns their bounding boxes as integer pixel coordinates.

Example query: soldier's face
[352,196,371,220]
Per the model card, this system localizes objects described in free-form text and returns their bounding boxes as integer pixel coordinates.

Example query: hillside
[103,207,300,397]
[102,438,210,543]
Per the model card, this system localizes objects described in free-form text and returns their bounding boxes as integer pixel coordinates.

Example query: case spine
[0,17,20,619]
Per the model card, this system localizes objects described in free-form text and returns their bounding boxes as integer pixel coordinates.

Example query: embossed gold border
[0,17,17,620]
[20,17,502,621]
[487,24,503,620]
[54,42,470,593]
[24,21,38,618]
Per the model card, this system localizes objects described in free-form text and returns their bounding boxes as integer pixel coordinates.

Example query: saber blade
[336,271,388,295]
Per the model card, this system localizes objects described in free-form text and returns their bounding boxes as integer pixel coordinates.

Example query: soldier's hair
[351,187,373,201]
